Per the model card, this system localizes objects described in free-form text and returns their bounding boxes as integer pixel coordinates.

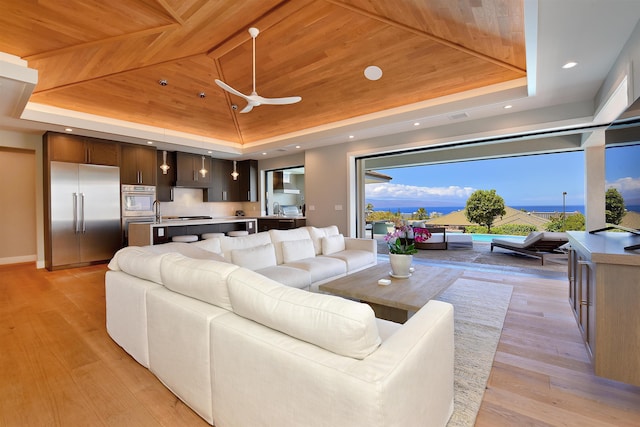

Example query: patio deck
[374,236,568,280]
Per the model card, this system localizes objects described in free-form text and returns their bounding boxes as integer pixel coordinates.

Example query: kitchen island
[567,230,640,386]
[128,217,257,246]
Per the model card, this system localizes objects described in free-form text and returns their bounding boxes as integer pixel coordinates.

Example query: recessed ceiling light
[562,61,578,69]
[413,122,420,126]
[147,141,154,144]
[262,152,267,156]
[295,145,301,149]
[64,128,73,132]
[364,65,382,81]
[504,105,513,109]
[348,135,355,139]
[207,150,212,154]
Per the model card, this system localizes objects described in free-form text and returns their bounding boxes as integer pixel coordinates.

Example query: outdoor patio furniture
[370,221,393,238]
[490,231,568,265]
[414,227,447,250]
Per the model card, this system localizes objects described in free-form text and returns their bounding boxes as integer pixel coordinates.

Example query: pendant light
[159,150,170,174]
[231,160,239,180]
[199,155,208,177]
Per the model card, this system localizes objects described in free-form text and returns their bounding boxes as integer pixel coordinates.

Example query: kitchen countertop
[139,217,257,227]
[567,231,640,266]
[254,215,306,220]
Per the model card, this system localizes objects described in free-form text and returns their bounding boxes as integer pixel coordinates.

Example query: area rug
[435,277,513,427]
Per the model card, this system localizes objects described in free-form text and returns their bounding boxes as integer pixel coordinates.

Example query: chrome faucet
[273,202,281,216]
[153,200,161,222]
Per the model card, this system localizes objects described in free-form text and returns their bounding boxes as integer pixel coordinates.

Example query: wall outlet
[334,204,343,211]
[158,228,165,237]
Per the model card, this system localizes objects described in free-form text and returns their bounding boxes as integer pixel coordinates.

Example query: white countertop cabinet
[567,231,640,386]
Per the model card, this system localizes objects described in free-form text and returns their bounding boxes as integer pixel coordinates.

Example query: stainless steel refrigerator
[49,161,121,269]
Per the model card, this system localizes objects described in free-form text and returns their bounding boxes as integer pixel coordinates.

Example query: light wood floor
[1,262,639,426]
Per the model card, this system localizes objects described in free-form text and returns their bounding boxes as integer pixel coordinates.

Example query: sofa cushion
[108,246,166,285]
[323,250,374,272]
[255,265,312,290]
[231,243,277,271]
[322,234,345,255]
[285,256,347,284]
[227,267,381,359]
[160,253,239,311]
[307,225,340,255]
[281,239,316,263]
[220,232,272,259]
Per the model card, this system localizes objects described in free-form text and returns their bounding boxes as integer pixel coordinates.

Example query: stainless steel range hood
[273,171,300,194]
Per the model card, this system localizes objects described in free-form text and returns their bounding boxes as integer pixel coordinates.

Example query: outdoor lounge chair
[490,231,569,265]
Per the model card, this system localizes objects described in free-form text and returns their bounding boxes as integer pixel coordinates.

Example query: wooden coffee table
[319,263,462,323]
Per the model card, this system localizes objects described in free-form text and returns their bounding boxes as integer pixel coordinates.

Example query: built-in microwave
[121,184,156,217]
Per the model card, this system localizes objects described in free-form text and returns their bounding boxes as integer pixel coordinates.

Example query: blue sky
[366,146,640,208]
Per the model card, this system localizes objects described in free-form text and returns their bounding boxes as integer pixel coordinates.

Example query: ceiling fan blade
[239,103,254,113]
[216,28,301,113]
[215,79,249,100]
[258,96,302,105]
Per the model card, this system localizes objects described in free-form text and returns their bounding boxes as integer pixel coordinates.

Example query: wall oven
[121,184,156,217]
[121,184,156,243]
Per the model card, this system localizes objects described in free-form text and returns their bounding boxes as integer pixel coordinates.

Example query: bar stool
[172,235,198,243]
[227,230,249,237]
[202,232,225,239]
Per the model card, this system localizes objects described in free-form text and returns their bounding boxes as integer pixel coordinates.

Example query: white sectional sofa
[185,225,377,292]
[105,226,455,427]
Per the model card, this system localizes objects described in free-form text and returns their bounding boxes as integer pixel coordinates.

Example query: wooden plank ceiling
[0,0,526,145]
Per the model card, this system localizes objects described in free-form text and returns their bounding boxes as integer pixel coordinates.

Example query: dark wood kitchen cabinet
[44,132,120,166]
[156,150,176,201]
[176,152,212,188]
[237,160,258,202]
[258,218,306,231]
[204,159,258,202]
[121,144,157,185]
[204,158,233,201]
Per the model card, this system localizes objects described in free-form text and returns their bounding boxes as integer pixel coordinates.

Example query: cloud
[365,183,476,201]
[607,176,640,196]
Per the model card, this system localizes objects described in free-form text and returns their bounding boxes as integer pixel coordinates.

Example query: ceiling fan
[215,27,302,113]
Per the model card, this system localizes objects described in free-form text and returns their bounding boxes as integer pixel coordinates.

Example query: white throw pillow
[227,267,381,359]
[281,239,316,263]
[306,226,340,255]
[322,234,345,255]
[160,253,239,310]
[231,243,277,270]
[191,238,222,254]
[269,228,313,263]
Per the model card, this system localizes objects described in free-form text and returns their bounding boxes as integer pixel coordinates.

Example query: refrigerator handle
[80,193,86,233]
[73,193,79,233]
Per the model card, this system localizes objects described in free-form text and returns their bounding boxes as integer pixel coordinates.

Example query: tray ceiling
[0,0,526,145]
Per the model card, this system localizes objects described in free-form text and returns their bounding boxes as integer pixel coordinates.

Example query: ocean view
[369,205,640,216]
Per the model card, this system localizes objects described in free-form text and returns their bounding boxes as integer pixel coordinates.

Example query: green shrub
[464,225,487,234]
[545,213,585,231]
[464,224,537,235]
[491,224,538,236]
